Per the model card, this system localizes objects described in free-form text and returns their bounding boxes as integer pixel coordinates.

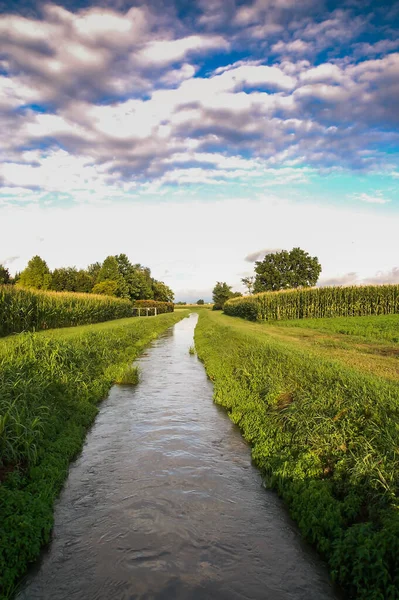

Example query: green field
[0,312,187,599]
[195,309,399,600]
[273,313,399,344]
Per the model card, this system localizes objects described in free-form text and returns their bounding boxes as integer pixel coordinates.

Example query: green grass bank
[273,313,399,344]
[0,312,186,599]
[194,310,399,600]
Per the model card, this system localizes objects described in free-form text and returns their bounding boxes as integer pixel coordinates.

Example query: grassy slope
[0,312,187,599]
[273,314,399,344]
[194,310,399,600]
[219,313,399,384]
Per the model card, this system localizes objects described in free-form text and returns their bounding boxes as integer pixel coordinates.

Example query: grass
[188,345,196,355]
[114,365,140,385]
[0,311,187,599]
[274,313,399,344]
[194,310,399,600]
[218,313,399,384]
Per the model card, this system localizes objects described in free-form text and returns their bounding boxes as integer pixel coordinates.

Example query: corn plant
[224,284,399,322]
[0,286,135,336]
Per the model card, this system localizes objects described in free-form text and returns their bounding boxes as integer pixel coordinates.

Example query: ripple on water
[17,314,339,600]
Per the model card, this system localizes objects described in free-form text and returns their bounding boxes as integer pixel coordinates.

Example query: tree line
[213,247,322,309]
[0,254,174,303]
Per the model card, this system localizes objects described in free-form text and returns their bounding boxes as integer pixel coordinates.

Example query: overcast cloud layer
[0,0,398,299]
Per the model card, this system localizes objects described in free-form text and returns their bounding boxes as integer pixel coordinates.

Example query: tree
[254,247,322,293]
[212,282,236,310]
[241,276,255,295]
[87,262,102,284]
[92,280,119,296]
[127,269,154,300]
[0,264,11,285]
[115,254,133,279]
[18,256,52,290]
[75,270,94,293]
[197,299,205,305]
[97,256,129,298]
[97,256,121,283]
[51,267,78,292]
[152,280,174,303]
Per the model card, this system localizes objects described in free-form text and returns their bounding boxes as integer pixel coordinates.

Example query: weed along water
[17,314,338,600]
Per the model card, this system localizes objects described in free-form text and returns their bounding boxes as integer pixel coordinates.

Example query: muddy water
[18,313,338,600]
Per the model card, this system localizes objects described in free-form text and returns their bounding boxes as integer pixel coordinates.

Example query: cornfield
[0,286,135,336]
[224,284,399,321]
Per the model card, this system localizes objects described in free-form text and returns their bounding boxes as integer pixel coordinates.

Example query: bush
[133,299,174,313]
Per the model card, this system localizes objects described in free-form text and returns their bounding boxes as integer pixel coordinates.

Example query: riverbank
[194,310,399,599]
[0,312,186,599]
[16,314,337,600]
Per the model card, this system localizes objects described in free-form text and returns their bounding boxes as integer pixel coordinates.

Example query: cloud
[319,268,399,287]
[319,272,359,287]
[0,4,228,109]
[245,248,284,262]
[136,35,229,65]
[0,1,398,193]
[353,39,399,58]
[363,267,399,285]
[352,192,391,204]
[0,255,20,266]
[271,39,312,55]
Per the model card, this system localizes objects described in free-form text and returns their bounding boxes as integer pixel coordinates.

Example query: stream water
[18,313,339,600]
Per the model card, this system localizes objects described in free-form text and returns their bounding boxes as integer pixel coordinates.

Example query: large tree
[254,247,322,293]
[152,280,174,303]
[51,267,94,293]
[97,256,129,298]
[18,256,52,290]
[212,282,241,310]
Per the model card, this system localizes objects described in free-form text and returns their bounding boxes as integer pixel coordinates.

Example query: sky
[0,0,398,302]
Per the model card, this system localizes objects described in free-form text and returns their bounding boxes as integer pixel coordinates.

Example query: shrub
[133,299,174,313]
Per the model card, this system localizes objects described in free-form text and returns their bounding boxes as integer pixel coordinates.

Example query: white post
[155,307,157,316]
[138,308,141,317]
[146,308,149,317]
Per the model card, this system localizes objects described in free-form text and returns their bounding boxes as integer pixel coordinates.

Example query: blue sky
[0,0,398,301]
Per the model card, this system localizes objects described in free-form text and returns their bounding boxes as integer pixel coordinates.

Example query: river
[18,313,339,600]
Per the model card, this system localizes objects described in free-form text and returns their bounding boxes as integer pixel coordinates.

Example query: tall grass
[195,310,399,600]
[0,311,186,598]
[0,286,135,337]
[224,284,399,322]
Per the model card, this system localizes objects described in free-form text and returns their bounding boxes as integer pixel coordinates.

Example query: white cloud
[272,39,312,55]
[137,35,229,65]
[352,192,390,205]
